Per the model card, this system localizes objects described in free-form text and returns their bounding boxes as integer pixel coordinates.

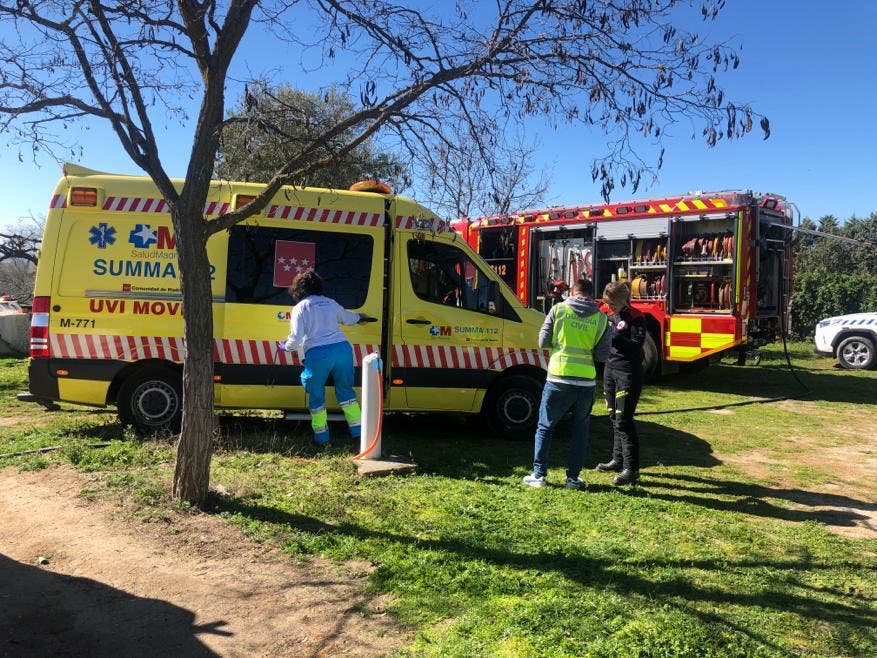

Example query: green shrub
[791,270,877,338]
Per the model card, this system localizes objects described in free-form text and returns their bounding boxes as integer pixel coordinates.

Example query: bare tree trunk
[172,213,216,506]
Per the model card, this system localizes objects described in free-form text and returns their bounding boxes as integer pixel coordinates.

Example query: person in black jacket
[596,281,646,486]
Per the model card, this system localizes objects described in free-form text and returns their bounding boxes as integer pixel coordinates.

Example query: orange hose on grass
[353,367,384,460]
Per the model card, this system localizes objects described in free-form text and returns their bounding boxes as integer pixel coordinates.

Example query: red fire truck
[451,190,795,376]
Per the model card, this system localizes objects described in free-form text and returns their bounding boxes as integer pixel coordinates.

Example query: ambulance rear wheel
[118,367,182,433]
[484,374,543,441]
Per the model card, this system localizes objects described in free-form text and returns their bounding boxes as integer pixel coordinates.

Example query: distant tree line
[791,213,877,338]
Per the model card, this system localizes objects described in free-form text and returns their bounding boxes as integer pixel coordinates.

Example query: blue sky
[1,1,875,225]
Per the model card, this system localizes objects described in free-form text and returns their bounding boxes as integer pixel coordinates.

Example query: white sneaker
[522,473,546,488]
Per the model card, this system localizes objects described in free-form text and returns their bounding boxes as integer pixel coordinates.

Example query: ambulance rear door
[48,174,205,406]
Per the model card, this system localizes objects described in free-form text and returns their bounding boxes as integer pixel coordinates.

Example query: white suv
[814,312,877,370]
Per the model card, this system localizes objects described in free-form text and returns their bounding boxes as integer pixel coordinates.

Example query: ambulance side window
[407,240,502,316]
[226,226,373,308]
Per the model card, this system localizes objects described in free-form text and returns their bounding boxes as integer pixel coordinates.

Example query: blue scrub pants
[300,341,361,444]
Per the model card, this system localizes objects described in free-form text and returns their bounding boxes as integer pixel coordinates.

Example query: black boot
[596,459,623,472]
[613,469,640,486]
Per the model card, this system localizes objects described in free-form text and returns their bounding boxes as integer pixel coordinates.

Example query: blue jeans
[532,381,595,480]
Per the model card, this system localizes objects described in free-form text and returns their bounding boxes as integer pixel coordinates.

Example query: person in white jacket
[282,270,366,445]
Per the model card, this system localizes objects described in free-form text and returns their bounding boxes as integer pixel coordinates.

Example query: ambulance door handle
[406,318,431,325]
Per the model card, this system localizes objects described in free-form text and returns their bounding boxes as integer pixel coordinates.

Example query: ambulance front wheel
[484,374,543,441]
[117,367,182,433]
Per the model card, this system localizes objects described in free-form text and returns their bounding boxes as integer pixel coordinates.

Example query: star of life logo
[129,224,157,248]
[88,223,117,248]
[429,325,452,337]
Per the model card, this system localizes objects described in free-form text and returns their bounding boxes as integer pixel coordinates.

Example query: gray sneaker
[522,473,546,488]
[565,477,586,490]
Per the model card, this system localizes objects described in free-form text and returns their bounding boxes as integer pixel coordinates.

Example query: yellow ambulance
[21,164,548,439]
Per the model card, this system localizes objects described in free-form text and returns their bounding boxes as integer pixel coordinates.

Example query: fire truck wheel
[642,333,659,381]
[484,374,543,441]
[836,335,875,370]
[118,367,182,433]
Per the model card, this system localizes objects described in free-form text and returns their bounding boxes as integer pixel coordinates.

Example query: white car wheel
[836,335,875,370]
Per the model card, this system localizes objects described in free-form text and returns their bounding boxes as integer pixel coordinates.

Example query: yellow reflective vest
[548,304,609,380]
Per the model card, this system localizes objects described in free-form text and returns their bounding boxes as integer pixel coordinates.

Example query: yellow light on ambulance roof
[349,180,393,195]
[70,187,98,206]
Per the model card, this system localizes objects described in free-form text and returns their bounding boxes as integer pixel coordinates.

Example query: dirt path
[0,467,409,657]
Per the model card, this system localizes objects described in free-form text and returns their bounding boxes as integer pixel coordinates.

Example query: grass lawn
[1,342,875,657]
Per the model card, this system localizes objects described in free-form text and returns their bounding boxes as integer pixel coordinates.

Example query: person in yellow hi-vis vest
[523,279,611,490]
[281,270,368,445]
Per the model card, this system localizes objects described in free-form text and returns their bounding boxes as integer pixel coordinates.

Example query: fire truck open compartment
[756,213,789,315]
[530,225,594,312]
[593,238,630,296]
[752,209,794,340]
[670,213,736,314]
[626,236,670,303]
[477,224,519,291]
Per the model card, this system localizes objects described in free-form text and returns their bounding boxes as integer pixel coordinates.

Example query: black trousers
[603,365,642,471]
